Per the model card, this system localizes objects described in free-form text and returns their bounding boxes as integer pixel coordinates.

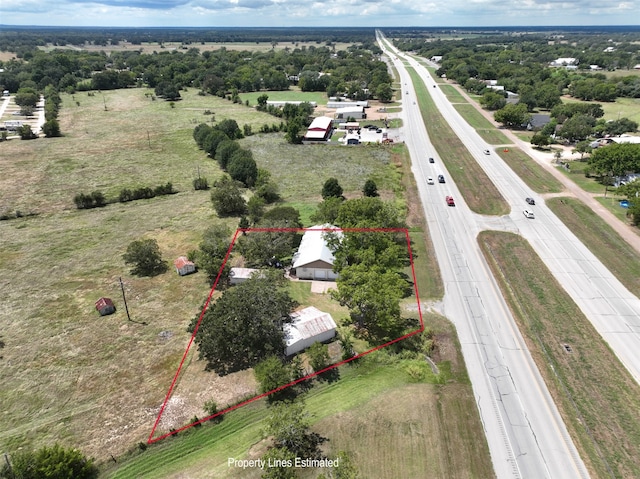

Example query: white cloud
[1,0,639,25]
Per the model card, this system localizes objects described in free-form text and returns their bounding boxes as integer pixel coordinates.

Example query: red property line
[147,227,424,444]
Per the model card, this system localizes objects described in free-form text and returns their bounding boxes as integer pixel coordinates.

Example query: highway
[377,33,591,479]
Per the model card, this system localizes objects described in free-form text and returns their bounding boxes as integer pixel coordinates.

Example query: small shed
[229,267,260,285]
[174,256,196,276]
[284,306,337,356]
[95,297,116,316]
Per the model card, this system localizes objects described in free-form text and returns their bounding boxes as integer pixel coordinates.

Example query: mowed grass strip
[478,231,640,479]
[453,104,511,144]
[105,337,493,479]
[408,68,509,216]
[497,146,564,194]
[546,197,640,297]
[439,85,467,103]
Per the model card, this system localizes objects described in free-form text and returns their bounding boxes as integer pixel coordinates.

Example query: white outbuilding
[292,225,342,280]
[229,267,261,285]
[284,306,337,356]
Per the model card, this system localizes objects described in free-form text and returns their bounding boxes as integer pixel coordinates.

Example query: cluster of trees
[491,98,638,145]
[0,443,98,479]
[193,120,258,186]
[259,400,359,479]
[394,31,640,107]
[526,102,638,146]
[0,26,377,58]
[308,178,412,344]
[73,182,176,209]
[118,182,175,202]
[73,191,106,209]
[1,36,390,106]
[588,143,640,224]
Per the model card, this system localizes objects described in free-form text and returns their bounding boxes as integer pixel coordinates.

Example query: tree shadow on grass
[316,366,340,384]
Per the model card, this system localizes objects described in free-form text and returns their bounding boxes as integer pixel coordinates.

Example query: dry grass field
[0,87,414,462]
[103,313,493,479]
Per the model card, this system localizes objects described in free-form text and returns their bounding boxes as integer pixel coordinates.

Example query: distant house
[526,114,551,131]
[303,116,333,142]
[95,297,116,316]
[550,57,578,69]
[292,225,342,280]
[284,306,338,356]
[229,267,261,285]
[174,256,196,276]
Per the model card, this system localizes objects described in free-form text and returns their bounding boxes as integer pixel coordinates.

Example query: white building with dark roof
[284,306,337,356]
[292,225,341,280]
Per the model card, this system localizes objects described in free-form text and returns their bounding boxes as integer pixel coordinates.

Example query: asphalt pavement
[378,32,590,479]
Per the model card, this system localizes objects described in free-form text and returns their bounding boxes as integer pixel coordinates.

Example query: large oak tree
[194,272,295,375]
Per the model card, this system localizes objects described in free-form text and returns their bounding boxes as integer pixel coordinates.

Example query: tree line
[394,31,640,108]
[0,39,391,106]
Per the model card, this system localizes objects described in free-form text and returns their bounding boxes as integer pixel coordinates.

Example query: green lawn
[558,160,610,194]
[440,85,467,103]
[497,147,565,194]
[452,104,511,144]
[479,231,640,479]
[561,95,640,124]
[595,195,635,223]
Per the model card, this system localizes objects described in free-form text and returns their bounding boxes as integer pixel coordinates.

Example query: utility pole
[119,277,132,322]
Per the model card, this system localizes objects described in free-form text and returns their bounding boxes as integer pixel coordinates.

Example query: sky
[1,0,639,27]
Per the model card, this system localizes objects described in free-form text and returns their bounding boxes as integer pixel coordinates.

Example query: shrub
[193,177,209,190]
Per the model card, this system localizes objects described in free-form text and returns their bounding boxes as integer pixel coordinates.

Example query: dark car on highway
[526,197,535,205]
[429,157,435,163]
[438,175,445,183]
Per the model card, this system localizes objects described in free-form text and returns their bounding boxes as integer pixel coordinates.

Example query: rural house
[284,306,338,356]
[291,225,341,280]
[95,297,116,316]
[174,256,196,276]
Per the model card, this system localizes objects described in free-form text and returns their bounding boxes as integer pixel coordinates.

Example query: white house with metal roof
[292,225,341,280]
[284,306,337,356]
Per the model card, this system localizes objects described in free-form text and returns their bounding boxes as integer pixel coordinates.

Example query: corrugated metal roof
[95,297,114,309]
[307,116,333,131]
[284,306,337,346]
[304,130,328,140]
[292,225,341,269]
